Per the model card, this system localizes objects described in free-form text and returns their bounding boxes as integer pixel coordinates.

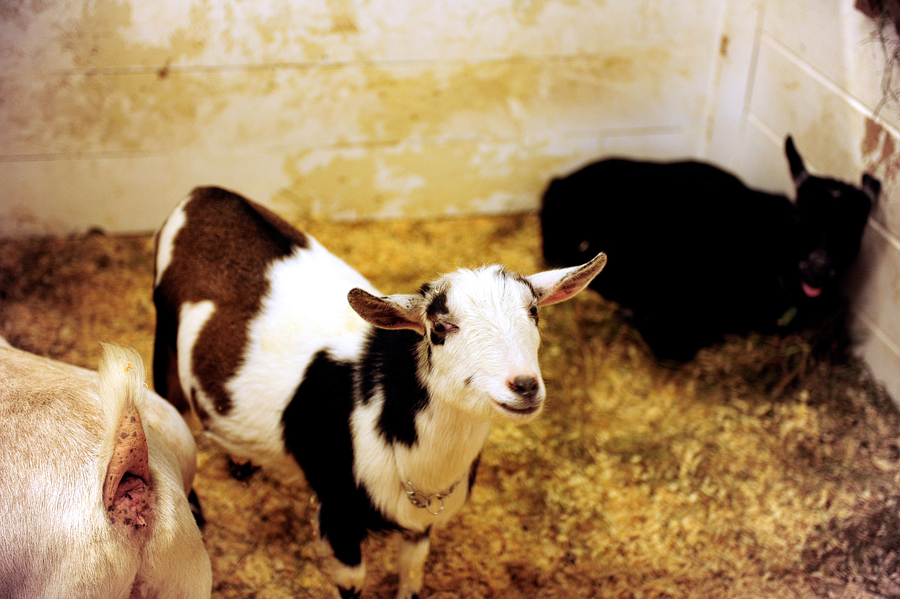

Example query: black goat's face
[787,137,880,299]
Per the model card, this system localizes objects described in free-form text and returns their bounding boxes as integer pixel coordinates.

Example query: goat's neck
[362,327,490,495]
[394,396,490,496]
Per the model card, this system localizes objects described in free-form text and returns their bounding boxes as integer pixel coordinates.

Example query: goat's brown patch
[155,187,308,416]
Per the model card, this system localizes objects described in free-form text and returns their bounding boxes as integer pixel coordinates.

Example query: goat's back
[541,158,805,360]
[543,158,796,309]
[153,187,378,470]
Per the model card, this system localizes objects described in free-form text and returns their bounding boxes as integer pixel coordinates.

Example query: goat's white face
[420,267,546,422]
[348,253,607,423]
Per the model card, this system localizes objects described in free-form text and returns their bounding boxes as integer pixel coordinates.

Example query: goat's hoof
[339,587,362,599]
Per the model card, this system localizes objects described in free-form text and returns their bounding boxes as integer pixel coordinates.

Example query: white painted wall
[0,0,726,233]
[1,0,899,401]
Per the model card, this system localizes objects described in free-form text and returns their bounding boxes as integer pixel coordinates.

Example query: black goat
[541,137,880,362]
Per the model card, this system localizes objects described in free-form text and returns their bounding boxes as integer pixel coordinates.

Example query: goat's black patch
[495,268,539,325]
[424,287,452,345]
[429,329,446,346]
[468,453,481,494]
[425,290,449,318]
[503,269,536,296]
[359,328,430,447]
[282,351,397,563]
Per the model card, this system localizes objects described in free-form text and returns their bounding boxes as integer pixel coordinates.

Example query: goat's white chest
[349,396,484,532]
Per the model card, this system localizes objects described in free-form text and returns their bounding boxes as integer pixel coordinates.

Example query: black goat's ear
[785,135,808,186]
[862,173,881,206]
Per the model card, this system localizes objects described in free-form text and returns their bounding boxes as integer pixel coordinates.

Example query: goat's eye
[432,321,457,334]
[529,305,539,323]
[429,321,458,346]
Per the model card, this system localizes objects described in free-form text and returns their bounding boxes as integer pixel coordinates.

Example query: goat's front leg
[317,504,367,599]
[397,528,431,599]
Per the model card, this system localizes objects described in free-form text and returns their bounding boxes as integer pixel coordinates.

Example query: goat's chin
[490,398,544,423]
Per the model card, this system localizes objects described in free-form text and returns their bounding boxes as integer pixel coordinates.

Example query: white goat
[153,186,605,599]
[0,340,211,599]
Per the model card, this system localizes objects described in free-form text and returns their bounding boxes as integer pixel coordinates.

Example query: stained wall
[1,0,726,232]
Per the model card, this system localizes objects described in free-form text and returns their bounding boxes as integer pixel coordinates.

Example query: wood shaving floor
[2,213,899,599]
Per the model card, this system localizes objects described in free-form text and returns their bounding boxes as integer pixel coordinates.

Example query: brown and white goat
[0,339,211,599]
[153,186,606,599]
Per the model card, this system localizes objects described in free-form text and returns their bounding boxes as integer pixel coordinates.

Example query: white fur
[349,267,544,537]
[0,343,210,599]
[155,196,188,288]
[422,267,546,420]
[398,534,431,599]
[349,389,487,534]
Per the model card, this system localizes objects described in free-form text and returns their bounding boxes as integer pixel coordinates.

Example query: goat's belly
[202,422,307,482]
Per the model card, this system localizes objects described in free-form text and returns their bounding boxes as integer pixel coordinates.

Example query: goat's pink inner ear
[103,406,152,529]
[532,252,607,306]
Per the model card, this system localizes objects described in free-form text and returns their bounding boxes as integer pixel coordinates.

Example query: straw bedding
[1,213,898,598]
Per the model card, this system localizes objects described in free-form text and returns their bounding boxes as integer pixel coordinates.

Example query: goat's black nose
[508,375,540,399]
[800,248,836,285]
[807,249,832,271]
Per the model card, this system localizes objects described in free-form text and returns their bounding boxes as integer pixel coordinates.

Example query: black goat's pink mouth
[801,281,822,298]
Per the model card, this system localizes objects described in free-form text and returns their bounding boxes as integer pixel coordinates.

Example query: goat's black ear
[785,135,808,184]
[862,173,881,206]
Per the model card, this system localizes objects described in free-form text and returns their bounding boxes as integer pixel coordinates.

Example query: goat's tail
[97,344,152,525]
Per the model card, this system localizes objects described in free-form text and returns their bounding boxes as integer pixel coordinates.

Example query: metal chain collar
[402,480,458,516]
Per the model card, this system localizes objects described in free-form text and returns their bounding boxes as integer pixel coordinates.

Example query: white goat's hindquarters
[0,343,211,599]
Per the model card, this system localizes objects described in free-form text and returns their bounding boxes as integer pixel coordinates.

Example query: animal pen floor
[2,213,899,599]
